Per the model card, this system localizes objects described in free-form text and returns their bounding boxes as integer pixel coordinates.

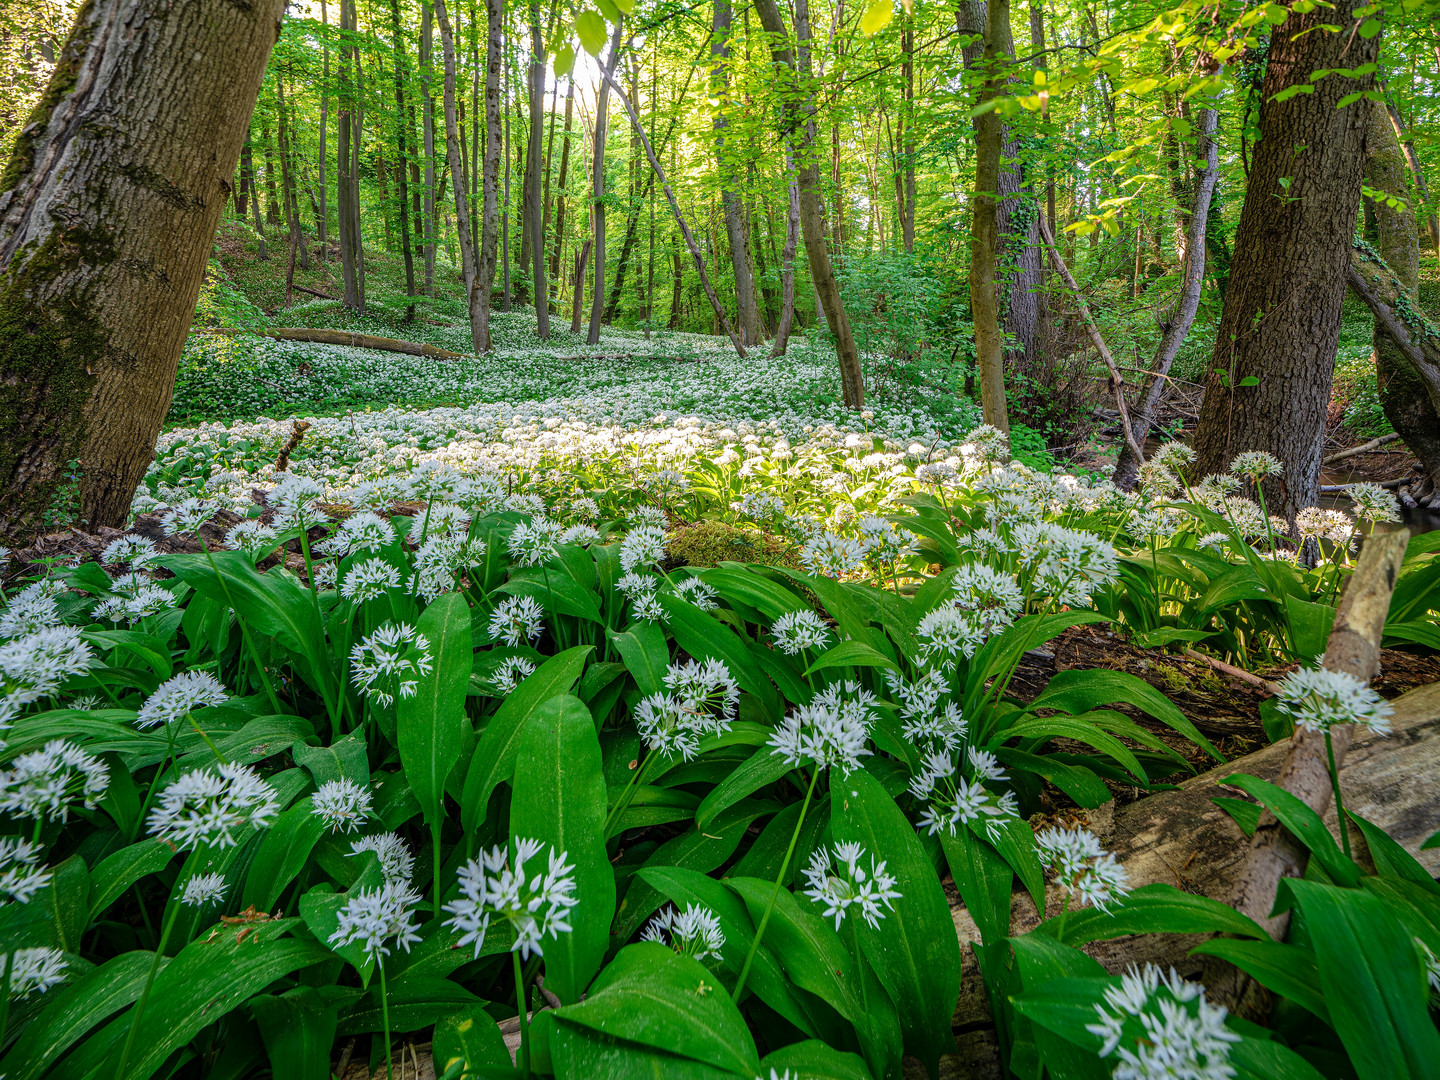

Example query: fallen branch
[191,326,463,359]
[1322,431,1402,465]
[1037,215,1148,466]
[273,420,311,474]
[1319,477,1406,492]
[290,283,339,301]
[1183,648,1281,696]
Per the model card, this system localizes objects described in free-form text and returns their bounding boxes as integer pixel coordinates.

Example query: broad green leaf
[1346,812,1439,891]
[699,567,807,620]
[1230,1035,1329,1080]
[995,748,1112,808]
[802,639,901,677]
[336,974,481,1035]
[761,1041,874,1080]
[860,0,894,35]
[433,1004,513,1076]
[242,796,328,912]
[1039,883,1270,945]
[831,770,963,1076]
[499,572,602,624]
[44,854,90,954]
[1224,773,1360,886]
[609,621,670,696]
[657,594,779,720]
[510,695,612,1002]
[462,645,592,833]
[1023,667,1222,760]
[1189,939,1327,1022]
[938,825,1013,946]
[693,747,791,832]
[575,9,608,54]
[551,1018,744,1079]
[250,986,341,1080]
[88,841,173,924]
[553,942,760,1076]
[553,41,576,77]
[299,855,387,984]
[398,592,471,832]
[292,730,369,787]
[81,630,173,680]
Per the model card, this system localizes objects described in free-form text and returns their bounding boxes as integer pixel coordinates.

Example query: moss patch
[666,520,801,570]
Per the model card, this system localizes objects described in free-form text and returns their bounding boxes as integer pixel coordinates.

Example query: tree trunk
[899,22,915,253]
[770,165,801,356]
[479,0,502,329]
[969,0,1012,432]
[1360,97,1440,507]
[1191,5,1381,519]
[319,0,331,258]
[239,139,255,222]
[0,0,285,537]
[338,0,365,310]
[587,24,623,345]
[501,41,512,310]
[420,0,437,292]
[548,76,574,289]
[389,0,416,314]
[711,0,762,346]
[434,0,486,353]
[262,115,282,226]
[274,70,310,273]
[669,236,683,329]
[570,236,590,333]
[1385,101,1440,255]
[526,0,548,335]
[1113,90,1220,488]
[752,0,864,407]
[247,135,270,260]
[540,75,558,297]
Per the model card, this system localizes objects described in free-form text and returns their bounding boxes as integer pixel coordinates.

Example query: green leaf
[802,640,901,677]
[553,942,760,1075]
[995,748,1112,808]
[1212,796,1263,837]
[1282,878,1440,1079]
[1040,883,1270,945]
[292,730,369,787]
[693,748,791,832]
[337,974,481,1036]
[1189,938,1327,1021]
[551,1018,743,1079]
[508,695,612,1002]
[80,630,173,680]
[1223,773,1360,886]
[399,592,471,832]
[1230,1035,1330,1080]
[1024,667,1222,761]
[831,770,963,1076]
[553,42,576,77]
[462,645,592,833]
[700,568,807,620]
[938,825,1013,946]
[44,854,90,954]
[88,841,173,924]
[433,1003,513,1076]
[657,594,779,720]
[250,986,340,1080]
[609,622,670,696]
[761,1041,874,1079]
[299,856,387,984]
[242,797,328,912]
[575,9,608,54]
[1346,812,1439,891]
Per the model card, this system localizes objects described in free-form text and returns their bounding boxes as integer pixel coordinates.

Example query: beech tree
[0,0,286,538]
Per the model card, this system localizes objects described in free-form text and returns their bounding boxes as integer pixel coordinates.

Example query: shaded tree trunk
[319,0,330,258]
[968,0,1012,431]
[1192,5,1381,518]
[0,0,285,536]
[587,24,624,345]
[899,22,916,253]
[479,0,502,331]
[434,0,486,352]
[238,139,255,221]
[548,76,574,290]
[389,0,416,314]
[420,0,436,291]
[338,0,365,309]
[274,70,310,272]
[526,0,548,335]
[570,237,590,332]
[1385,101,1439,256]
[770,166,801,356]
[711,0,762,345]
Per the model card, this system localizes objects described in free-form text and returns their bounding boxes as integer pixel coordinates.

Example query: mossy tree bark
[0,0,285,539]
[1191,5,1380,518]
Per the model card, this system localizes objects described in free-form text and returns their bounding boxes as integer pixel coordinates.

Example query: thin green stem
[1326,730,1350,859]
[185,715,228,765]
[733,767,820,1001]
[114,900,179,1080]
[603,750,655,838]
[379,957,394,1080]
[513,949,531,1077]
[0,950,13,1052]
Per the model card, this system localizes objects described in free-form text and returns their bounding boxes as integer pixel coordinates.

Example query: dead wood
[192,326,463,359]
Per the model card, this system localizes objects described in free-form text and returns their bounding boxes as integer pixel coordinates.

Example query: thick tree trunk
[247,136,270,261]
[196,326,462,357]
[968,0,1012,432]
[570,237,590,333]
[1362,97,1440,508]
[0,0,284,537]
[1385,101,1440,256]
[526,0,548,336]
[1113,91,1219,488]
[712,0,762,346]
[239,139,256,226]
[1192,5,1380,518]
[479,0,502,329]
[338,0,365,309]
[435,0,486,353]
[770,167,801,356]
[317,0,330,259]
[752,0,864,407]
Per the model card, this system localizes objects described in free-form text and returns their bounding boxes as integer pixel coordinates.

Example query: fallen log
[191,326,463,359]
[1322,431,1402,465]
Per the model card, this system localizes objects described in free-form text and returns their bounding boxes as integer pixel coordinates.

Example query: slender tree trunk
[1362,96,1440,506]
[389,0,416,314]
[239,139,255,221]
[541,75,558,290]
[669,236,683,329]
[711,0,762,345]
[752,0,863,405]
[0,0,285,536]
[900,22,915,253]
[274,70,310,272]
[570,237,590,332]
[1192,6,1381,518]
[1113,90,1219,488]
[1384,100,1439,256]
[319,0,330,258]
[549,76,574,288]
[338,0,365,309]
[501,43,512,309]
[262,115,282,226]
[771,165,801,356]
[969,0,1012,431]
[479,0,502,327]
[435,0,486,352]
[526,0,549,334]
[420,0,437,291]
[246,136,270,260]
[587,25,623,344]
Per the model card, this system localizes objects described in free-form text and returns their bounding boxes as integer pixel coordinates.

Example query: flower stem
[379,957,394,1080]
[0,947,14,1048]
[513,950,531,1077]
[114,899,179,1080]
[186,714,229,765]
[1326,730,1351,858]
[602,749,653,838]
[733,767,820,1001]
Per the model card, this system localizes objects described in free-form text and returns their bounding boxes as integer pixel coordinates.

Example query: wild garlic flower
[1275,666,1393,735]
[769,682,876,775]
[340,558,402,602]
[349,832,415,885]
[571,497,600,521]
[1149,442,1196,471]
[101,535,160,569]
[349,622,434,708]
[312,778,373,834]
[0,588,62,640]
[1348,483,1400,524]
[916,608,986,671]
[620,525,668,572]
[1198,532,1229,551]
[770,610,832,655]
[136,670,229,729]
[954,527,1008,560]
[1229,451,1283,482]
[641,903,726,961]
[1036,827,1130,913]
[508,493,550,517]
[1193,473,1240,509]
[421,502,470,540]
[1013,522,1119,608]
[123,585,177,623]
[859,515,915,565]
[6,947,68,999]
[630,505,668,530]
[147,763,279,850]
[674,577,719,611]
[731,492,787,526]
[616,571,657,600]
[181,872,229,907]
[0,739,109,822]
[225,520,280,557]
[1086,964,1239,1080]
[488,596,546,648]
[910,752,1018,842]
[636,659,739,760]
[329,881,423,958]
[803,842,902,930]
[559,524,601,547]
[322,511,397,557]
[0,836,51,903]
[1,626,93,720]
[951,564,1023,634]
[270,475,329,529]
[507,517,563,566]
[1135,463,1179,497]
[800,532,866,578]
[885,669,967,752]
[161,497,217,536]
[409,535,485,601]
[488,656,537,694]
[959,424,1010,469]
[1295,507,1353,545]
[632,592,665,622]
[443,838,579,960]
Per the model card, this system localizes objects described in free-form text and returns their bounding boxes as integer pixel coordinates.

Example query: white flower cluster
[330,881,423,958]
[487,596,546,647]
[147,763,279,850]
[312,778,373,834]
[1086,964,1239,1080]
[910,748,1018,842]
[444,837,579,959]
[0,581,65,638]
[0,836,51,903]
[5,947,69,999]
[0,739,109,822]
[769,681,877,775]
[1274,666,1394,736]
[641,903,726,961]
[886,670,968,755]
[0,625,93,742]
[136,671,229,729]
[802,842,902,930]
[1035,826,1130,913]
[769,610,832,655]
[349,623,434,708]
[634,659,740,761]
[350,832,415,885]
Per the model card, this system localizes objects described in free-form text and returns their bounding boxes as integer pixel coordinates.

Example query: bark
[389,0,416,311]
[319,0,331,255]
[1385,101,1439,255]
[420,0,436,292]
[248,137,270,261]
[669,237,683,329]
[968,0,1012,432]
[501,41,511,309]
[752,0,864,407]
[587,24,623,345]
[540,76,558,295]
[899,22,915,253]
[597,65,748,358]
[274,71,310,273]
[548,76,574,289]
[479,0,501,332]
[770,166,801,356]
[712,0,762,345]
[569,237,590,333]
[1362,96,1440,508]
[262,116,281,226]
[0,0,285,537]
[338,0,365,309]
[526,0,548,336]
[195,326,462,358]
[1191,5,1381,519]
[1113,91,1220,488]
[434,0,486,353]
